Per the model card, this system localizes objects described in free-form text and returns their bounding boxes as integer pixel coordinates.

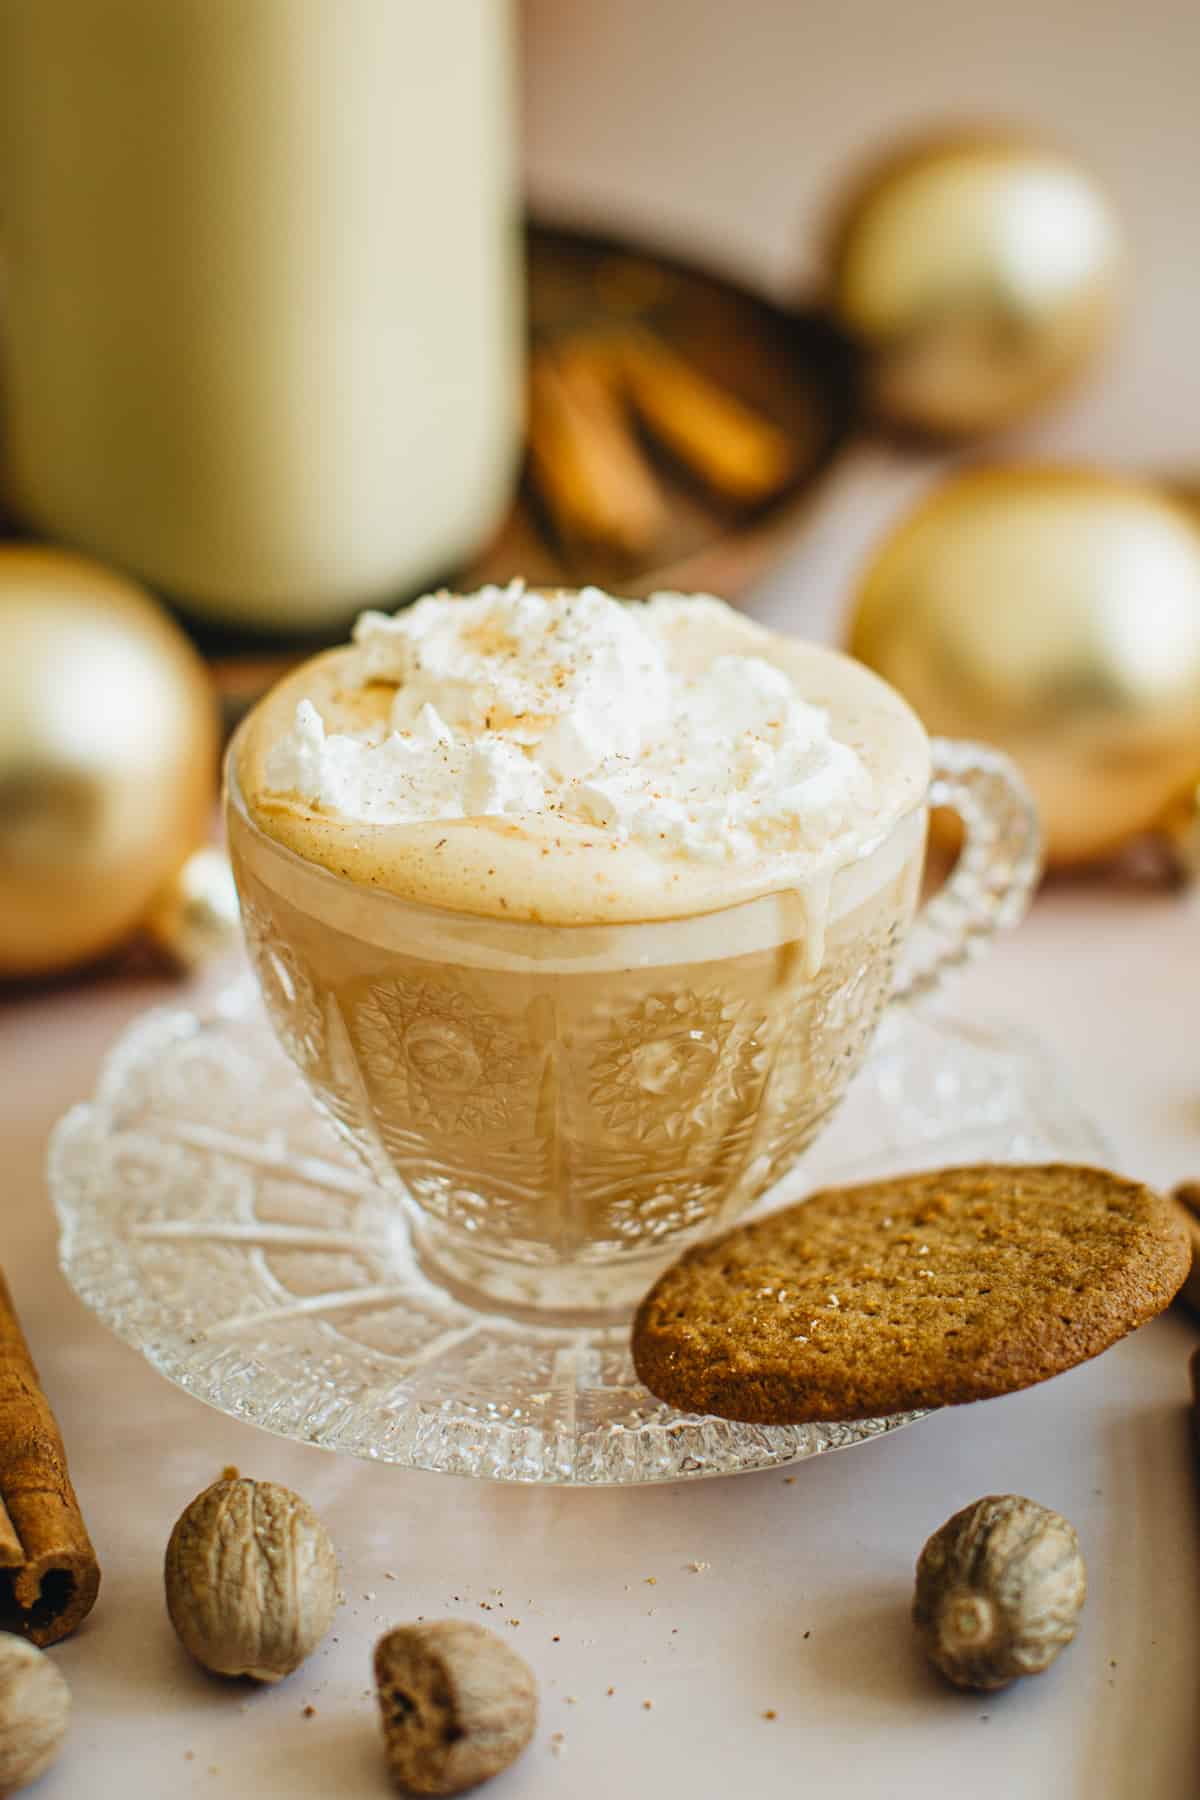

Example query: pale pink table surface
[6,458,1200,1797]
[6,857,1200,1799]
[8,4,1200,1789]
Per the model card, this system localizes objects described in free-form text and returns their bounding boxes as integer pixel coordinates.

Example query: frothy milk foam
[239,585,929,963]
[230,588,931,1307]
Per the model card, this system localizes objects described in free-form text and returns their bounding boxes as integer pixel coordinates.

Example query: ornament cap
[142,849,242,972]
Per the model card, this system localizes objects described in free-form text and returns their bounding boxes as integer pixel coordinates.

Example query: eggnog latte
[228,587,931,1312]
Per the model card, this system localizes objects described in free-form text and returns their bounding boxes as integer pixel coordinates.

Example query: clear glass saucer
[49,981,1107,1486]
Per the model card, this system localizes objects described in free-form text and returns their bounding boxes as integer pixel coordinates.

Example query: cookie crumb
[644,1576,656,1586]
[803,1630,811,1640]
[763,1710,777,1721]
[221,1465,239,1481]
[552,1635,560,1643]
[642,1700,653,1711]
[606,1687,615,1697]
[686,1560,710,1573]
[302,1704,316,1719]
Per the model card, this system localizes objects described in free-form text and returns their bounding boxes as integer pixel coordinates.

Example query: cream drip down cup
[227,586,1039,1316]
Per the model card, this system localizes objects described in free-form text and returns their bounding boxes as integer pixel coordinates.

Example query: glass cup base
[408,1222,683,1327]
[49,979,1107,1486]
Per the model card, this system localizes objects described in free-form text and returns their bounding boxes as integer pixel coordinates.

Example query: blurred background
[3,0,1200,986]
[524,0,1200,468]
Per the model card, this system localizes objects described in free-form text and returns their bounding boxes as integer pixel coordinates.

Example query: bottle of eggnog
[0,0,523,635]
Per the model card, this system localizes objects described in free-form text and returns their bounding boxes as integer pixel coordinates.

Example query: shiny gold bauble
[829,133,1124,436]
[848,467,1200,866]
[0,545,218,977]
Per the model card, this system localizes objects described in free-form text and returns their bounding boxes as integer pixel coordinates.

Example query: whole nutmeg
[914,1494,1086,1691]
[164,1475,339,1682]
[374,1620,538,1795]
[0,1633,70,1793]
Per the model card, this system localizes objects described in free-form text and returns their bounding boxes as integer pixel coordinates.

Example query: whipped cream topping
[263,585,882,867]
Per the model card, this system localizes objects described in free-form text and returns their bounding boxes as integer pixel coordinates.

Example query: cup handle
[891,737,1042,1005]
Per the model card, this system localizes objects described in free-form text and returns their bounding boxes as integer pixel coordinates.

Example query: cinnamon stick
[619,330,798,506]
[527,343,668,557]
[0,1270,99,1644]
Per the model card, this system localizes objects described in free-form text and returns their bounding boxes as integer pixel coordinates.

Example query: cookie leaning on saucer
[631,1165,1190,1425]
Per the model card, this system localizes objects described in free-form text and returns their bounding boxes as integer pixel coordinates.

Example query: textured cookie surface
[632,1165,1190,1424]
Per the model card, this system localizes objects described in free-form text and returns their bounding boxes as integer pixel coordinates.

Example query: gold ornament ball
[0,545,218,978]
[848,467,1200,866]
[829,133,1125,436]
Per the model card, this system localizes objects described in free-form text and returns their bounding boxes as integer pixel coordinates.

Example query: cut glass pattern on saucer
[50,982,1108,1486]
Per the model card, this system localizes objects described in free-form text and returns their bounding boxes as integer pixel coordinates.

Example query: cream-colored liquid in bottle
[0,0,522,632]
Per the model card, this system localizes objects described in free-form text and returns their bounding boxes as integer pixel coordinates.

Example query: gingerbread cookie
[632,1165,1189,1424]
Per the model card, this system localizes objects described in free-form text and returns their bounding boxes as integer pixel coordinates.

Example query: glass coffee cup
[226,688,1039,1320]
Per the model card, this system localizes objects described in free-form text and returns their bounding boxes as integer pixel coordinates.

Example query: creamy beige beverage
[238,588,929,930]
[228,587,931,1313]
[0,0,520,631]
